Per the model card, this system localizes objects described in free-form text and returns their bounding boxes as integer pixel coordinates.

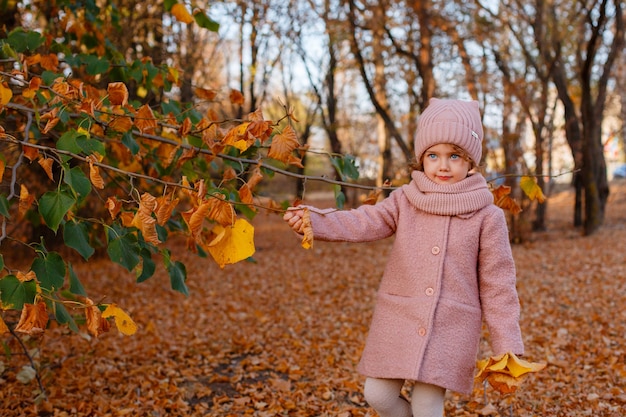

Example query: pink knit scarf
[401,171,494,216]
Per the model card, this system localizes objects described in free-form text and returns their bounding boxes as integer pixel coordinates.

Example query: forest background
[0,0,625,416]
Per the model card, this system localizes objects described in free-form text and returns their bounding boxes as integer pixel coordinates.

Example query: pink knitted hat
[414,98,483,164]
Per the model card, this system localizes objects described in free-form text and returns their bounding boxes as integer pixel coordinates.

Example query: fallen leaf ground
[2,181,626,417]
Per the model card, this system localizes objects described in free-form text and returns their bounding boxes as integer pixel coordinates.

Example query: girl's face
[422,143,472,185]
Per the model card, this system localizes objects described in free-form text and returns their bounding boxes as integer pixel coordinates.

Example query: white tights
[363,377,445,417]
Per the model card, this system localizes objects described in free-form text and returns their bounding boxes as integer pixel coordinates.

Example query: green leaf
[167,260,188,296]
[0,254,3,270]
[63,221,95,260]
[81,54,110,75]
[107,228,141,271]
[7,28,44,53]
[38,188,76,233]
[76,134,106,156]
[52,300,79,333]
[63,166,92,202]
[333,185,346,209]
[122,131,139,155]
[164,0,177,11]
[136,248,156,283]
[68,263,87,296]
[194,11,220,32]
[31,252,66,291]
[57,130,82,156]
[0,276,38,310]
[0,194,10,218]
[330,154,360,181]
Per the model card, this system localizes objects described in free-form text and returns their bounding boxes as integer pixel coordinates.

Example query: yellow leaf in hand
[207,218,255,268]
[301,208,313,250]
[507,352,547,378]
[476,352,546,395]
[102,304,137,336]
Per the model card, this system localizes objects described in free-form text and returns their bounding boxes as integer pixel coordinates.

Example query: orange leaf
[195,87,217,100]
[102,304,137,336]
[206,194,236,227]
[185,202,211,240]
[0,159,4,183]
[16,271,36,282]
[132,193,160,245]
[0,316,9,335]
[22,145,39,162]
[520,176,546,203]
[86,153,105,189]
[155,194,179,226]
[135,104,158,134]
[18,184,35,220]
[179,117,192,137]
[84,298,111,337]
[171,3,194,24]
[301,208,313,249]
[38,157,55,181]
[229,89,245,105]
[491,185,522,215]
[40,53,59,71]
[238,184,254,205]
[108,114,133,132]
[106,196,122,219]
[107,82,129,106]
[268,125,299,162]
[14,301,48,335]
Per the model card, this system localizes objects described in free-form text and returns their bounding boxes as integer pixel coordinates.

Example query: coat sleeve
[304,189,403,243]
[477,206,525,356]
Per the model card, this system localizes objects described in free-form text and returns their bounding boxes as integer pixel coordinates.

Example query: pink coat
[305,172,524,394]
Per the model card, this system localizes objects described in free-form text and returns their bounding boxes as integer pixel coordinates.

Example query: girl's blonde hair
[408,143,476,172]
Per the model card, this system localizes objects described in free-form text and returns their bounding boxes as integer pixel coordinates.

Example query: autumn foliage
[0,1,550,407]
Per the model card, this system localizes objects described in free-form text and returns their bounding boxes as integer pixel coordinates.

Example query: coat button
[425,287,434,296]
[418,327,426,336]
[431,246,440,255]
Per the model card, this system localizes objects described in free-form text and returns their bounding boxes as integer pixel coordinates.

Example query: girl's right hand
[283,208,305,234]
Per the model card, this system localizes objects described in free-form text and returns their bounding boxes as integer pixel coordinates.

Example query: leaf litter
[1,182,626,416]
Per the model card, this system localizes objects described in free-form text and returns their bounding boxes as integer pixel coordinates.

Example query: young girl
[283,98,524,417]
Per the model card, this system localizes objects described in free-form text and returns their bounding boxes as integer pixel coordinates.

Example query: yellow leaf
[207,218,255,268]
[520,176,546,203]
[0,159,5,183]
[506,352,547,378]
[106,196,122,219]
[301,208,313,249]
[102,304,137,336]
[0,81,12,105]
[18,184,35,220]
[171,3,194,24]
[475,352,546,395]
